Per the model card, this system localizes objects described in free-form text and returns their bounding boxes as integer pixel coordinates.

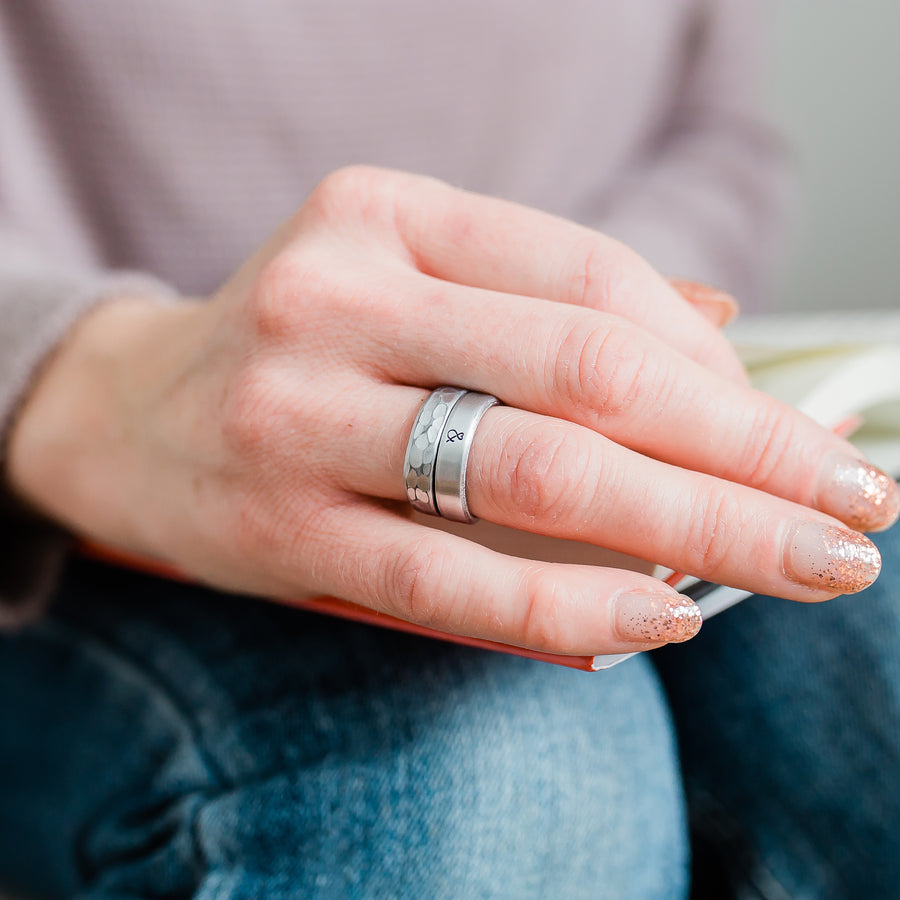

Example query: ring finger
[330,383,883,603]
[371,275,899,534]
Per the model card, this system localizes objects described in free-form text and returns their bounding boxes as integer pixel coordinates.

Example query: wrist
[5,295,207,553]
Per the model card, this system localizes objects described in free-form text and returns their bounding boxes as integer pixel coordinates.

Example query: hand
[8,167,898,656]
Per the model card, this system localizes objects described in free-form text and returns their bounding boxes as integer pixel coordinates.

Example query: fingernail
[783,522,882,594]
[613,590,703,643]
[816,456,900,532]
[670,279,740,327]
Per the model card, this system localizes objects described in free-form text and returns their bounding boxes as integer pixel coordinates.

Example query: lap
[10,526,897,900]
[0,559,688,900]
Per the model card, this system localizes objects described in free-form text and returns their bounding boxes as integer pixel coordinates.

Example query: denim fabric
[2,526,898,899]
[0,560,688,900]
[656,523,900,900]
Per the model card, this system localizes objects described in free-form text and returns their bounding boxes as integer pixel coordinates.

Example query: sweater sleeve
[0,228,175,627]
[588,0,790,312]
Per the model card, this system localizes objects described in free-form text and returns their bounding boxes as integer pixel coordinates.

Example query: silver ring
[403,386,500,524]
[433,390,499,523]
[404,386,468,516]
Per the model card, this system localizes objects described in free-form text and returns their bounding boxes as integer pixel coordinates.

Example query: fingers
[668,278,739,328]
[383,171,747,383]
[463,407,884,600]
[302,503,702,656]
[329,387,886,600]
[363,278,897,533]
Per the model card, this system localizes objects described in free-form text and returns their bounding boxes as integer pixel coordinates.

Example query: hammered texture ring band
[404,386,468,516]
[403,386,500,523]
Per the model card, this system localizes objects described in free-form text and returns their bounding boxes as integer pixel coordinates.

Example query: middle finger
[374,276,899,533]
[334,386,883,602]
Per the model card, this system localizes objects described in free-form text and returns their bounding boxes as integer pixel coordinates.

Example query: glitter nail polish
[817,456,900,533]
[783,521,882,594]
[613,590,703,643]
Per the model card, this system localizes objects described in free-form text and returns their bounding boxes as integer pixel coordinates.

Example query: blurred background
[764,1,900,312]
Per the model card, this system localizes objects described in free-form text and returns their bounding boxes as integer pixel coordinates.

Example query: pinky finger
[311,506,702,657]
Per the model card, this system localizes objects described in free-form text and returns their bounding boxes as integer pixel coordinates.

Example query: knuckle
[684,482,740,576]
[313,165,384,204]
[308,165,398,229]
[380,534,450,627]
[500,421,592,524]
[552,314,650,419]
[249,253,311,338]
[594,339,658,419]
[564,236,639,311]
[249,249,351,340]
[421,182,475,247]
[518,565,568,650]
[738,401,798,489]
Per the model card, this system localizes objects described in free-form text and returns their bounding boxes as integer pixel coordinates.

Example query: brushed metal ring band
[433,390,500,523]
[404,386,468,516]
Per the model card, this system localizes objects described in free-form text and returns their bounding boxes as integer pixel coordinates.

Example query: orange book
[77,538,733,671]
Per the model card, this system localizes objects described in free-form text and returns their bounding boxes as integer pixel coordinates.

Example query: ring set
[403,386,500,523]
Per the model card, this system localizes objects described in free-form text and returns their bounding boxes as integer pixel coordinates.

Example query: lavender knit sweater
[0,0,787,623]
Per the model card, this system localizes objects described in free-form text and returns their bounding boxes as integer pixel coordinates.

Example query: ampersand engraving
[445,429,465,443]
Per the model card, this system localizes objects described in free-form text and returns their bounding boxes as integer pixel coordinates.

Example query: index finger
[387,170,747,384]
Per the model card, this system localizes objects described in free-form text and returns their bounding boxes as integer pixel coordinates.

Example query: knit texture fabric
[0,0,787,621]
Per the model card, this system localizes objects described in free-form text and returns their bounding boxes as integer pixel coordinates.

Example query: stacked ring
[403,386,501,523]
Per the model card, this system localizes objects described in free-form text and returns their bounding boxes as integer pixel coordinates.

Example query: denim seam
[31,620,228,887]
[35,618,231,789]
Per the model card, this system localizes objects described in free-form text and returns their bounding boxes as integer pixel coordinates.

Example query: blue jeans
[0,525,897,899]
